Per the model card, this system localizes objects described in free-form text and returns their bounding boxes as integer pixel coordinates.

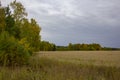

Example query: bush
[0,31,31,66]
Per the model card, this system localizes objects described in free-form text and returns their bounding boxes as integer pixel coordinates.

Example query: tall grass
[0,56,120,80]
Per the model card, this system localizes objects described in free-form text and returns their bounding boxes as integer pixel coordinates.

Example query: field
[38,51,120,67]
[0,51,120,80]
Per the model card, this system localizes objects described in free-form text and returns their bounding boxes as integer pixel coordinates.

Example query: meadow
[39,51,120,67]
[0,51,120,80]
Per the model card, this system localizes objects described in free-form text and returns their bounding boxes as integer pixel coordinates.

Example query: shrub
[0,31,31,66]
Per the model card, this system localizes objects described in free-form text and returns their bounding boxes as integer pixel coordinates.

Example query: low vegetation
[0,54,120,80]
[39,51,120,67]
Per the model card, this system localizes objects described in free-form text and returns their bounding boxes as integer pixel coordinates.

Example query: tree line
[56,43,101,51]
[38,42,120,51]
[56,43,120,51]
[68,43,102,51]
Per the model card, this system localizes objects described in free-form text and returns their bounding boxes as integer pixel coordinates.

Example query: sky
[1,0,120,48]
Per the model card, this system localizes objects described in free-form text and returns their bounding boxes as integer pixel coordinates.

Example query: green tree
[5,6,16,36]
[0,31,30,66]
[30,18,41,51]
[92,43,102,50]
[0,0,41,66]
[81,44,88,50]
[10,0,27,21]
[10,0,41,51]
[39,41,56,51]
[10,0,27,39]
[0,6,6,33]
[68,43,73,50]
[20,18,41,51]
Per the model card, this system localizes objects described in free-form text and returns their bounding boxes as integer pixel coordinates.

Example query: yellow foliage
[19,38,31,51]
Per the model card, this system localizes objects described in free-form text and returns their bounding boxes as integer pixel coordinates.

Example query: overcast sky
[2,0,120,48]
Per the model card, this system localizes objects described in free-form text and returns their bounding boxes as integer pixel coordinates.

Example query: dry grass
[0,51,120,80]
[38,51,120,67]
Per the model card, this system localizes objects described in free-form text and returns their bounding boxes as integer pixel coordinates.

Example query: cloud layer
[2,0,120,47]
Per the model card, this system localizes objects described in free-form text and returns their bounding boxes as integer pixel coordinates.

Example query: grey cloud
[2,0,120,48]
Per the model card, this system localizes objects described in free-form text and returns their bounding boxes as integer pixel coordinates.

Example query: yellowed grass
[38,51,120,67]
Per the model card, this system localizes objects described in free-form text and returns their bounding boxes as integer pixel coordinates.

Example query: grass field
[38,51,120,67]
[0,51,120,80]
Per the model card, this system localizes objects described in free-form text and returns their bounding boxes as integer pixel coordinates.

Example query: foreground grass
[0,56,120,80]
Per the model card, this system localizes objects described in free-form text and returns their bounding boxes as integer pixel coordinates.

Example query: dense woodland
[0,1,42,66]
[0,1,120,66]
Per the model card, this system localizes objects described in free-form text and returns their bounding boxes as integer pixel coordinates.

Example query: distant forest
[39,42,120,51]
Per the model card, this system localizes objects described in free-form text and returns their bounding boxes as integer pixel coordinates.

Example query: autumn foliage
[0,1,41,66]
